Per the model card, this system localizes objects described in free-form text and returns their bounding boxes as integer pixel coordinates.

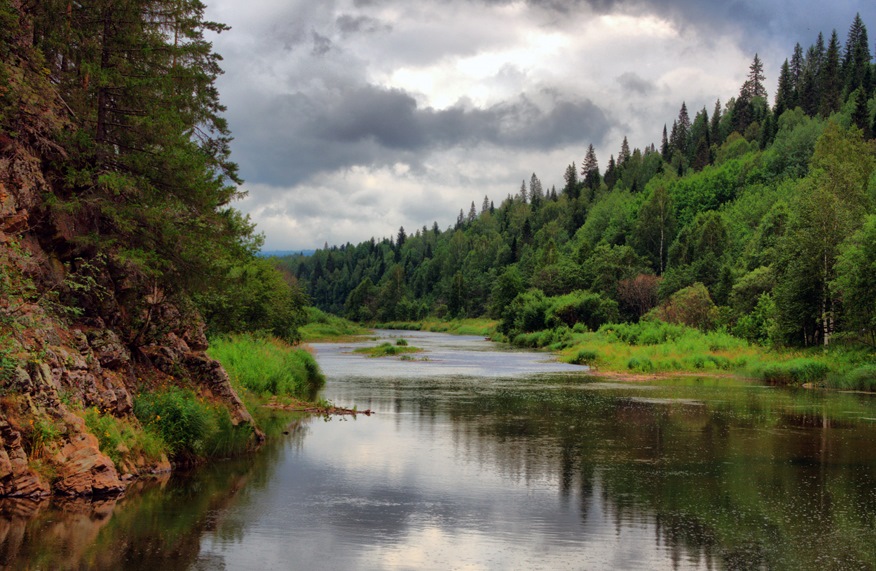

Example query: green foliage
[353,342,423,358]
[196,258,307,343]
[757,359,830,385]
[651,283,718,331]
[84,408,165,467]
[207,334,325,400]
[134,388,212,461]
[545,290,619,332]
[300,307,370,341]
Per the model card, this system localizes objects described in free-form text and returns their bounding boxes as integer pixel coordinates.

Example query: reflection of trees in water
[0,418,309,570]
[423,384,876,570]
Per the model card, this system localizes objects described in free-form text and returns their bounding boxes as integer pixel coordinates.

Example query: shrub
[759,358,830,385]
[571,349,598,365]
[134,387,211,461]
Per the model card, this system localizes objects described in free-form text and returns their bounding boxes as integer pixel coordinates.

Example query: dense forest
[283,14,876,350]
[0,0,305,344]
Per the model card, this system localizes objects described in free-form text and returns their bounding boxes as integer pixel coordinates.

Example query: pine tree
[604,155,617,188]
[619,136,631,165]
[852,87,872,138]
[661,124,670,160]
[581,144,601,195]
[843,13,871,94]
[468,202,477,223]
[742,53,767,99]
[519,180,528,204]
[790,43,805,94]
[481,195,490,214]
[710,99,723,144]
[819,30,842,117]
[563,162,579,199]
[774,59,795,117]
[530,173,544,205]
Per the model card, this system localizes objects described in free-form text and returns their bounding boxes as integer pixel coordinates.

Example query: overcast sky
[203,1,876,250]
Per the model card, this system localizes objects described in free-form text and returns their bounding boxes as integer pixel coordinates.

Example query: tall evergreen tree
[563,162,579,199]
[619,136,631,165]
[661,124,670,160]
[843,13,871,94]
[742,53,768,99]
[581,144,601,196]
[710,100,723,144]
[790,42,805,93]
[818,30,842,117]
[774,59,795,117]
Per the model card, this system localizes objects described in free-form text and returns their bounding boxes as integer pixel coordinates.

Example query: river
[3,330,876,570]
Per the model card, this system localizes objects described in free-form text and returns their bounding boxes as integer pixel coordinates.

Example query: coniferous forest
[283,14,876,357]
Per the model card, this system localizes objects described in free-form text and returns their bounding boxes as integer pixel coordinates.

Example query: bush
[759,358,830,385]
[571,349,598,365]
[843,364,876,391]
[134,387,211,461]
[546,290,620,331]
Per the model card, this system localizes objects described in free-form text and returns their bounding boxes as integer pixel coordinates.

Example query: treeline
[0,0,305,343]
[282,14,876,349]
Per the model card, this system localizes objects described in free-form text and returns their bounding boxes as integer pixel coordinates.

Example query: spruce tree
[581,144,601,194]
[843,13,871,94]
[619,136,631,165]
[819,30,842,117]
[774,59,795,117]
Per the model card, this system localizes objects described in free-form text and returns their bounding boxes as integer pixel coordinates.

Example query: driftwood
[264,402,374,416]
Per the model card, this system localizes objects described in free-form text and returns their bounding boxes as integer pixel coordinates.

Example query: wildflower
[155,415,161,421]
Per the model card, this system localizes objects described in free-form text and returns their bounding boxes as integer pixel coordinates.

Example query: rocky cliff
[0,114,261,498]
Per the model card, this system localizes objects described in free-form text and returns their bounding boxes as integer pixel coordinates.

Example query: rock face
[0,101,261,498]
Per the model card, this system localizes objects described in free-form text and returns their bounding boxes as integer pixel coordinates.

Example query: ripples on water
[3,330,876,570]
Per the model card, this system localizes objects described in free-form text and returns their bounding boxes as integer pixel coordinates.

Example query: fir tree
[819,30,842,117]
[581,144,601,196]
[843,13,871,94]
[774,59,795,117]
[619,136,631,165]
[742,54,767,99]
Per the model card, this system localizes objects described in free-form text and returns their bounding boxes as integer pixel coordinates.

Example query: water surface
[3,330,876,570]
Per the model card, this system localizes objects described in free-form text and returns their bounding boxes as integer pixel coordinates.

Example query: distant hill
[260,249,316,258]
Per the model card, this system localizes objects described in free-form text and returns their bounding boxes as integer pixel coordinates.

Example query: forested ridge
[284,14,876,351]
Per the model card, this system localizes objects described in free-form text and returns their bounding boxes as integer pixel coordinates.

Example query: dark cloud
[616,72,654,96]
[232,85,614,187]
[336,14,392,37]
[311,31,333,56]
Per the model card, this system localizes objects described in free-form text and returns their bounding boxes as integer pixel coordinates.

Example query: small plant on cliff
[84,407,164,467]
[134,387,211,463]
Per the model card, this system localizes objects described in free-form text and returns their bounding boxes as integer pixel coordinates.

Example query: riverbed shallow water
[3,330,876,570]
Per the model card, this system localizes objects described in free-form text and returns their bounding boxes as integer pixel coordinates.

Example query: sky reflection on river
[3,331,875,570]
[193,331,876,570]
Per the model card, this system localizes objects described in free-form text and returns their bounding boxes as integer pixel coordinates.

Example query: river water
[3,331,876,570]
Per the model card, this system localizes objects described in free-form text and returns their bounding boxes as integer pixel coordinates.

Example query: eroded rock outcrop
[0,115,261,499]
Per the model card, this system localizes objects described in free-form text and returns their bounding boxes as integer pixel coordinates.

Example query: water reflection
[2,331,875,570]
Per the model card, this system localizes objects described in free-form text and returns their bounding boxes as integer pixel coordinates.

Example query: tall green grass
[208,334,325,400]
[133,387,254,463]
[299,307,370,341]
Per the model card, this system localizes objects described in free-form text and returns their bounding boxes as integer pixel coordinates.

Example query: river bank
[369,317,876,391]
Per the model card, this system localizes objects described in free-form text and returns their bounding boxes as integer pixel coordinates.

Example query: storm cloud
[205,0,876,249]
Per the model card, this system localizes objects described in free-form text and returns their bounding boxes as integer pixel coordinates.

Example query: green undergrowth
[132,387,255,464]
[299,307,371,341]
[353,341,424,358]
[374,318,498,336]
[208,333,325,401]
[84,407,165,467]
[507,319,875,389]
